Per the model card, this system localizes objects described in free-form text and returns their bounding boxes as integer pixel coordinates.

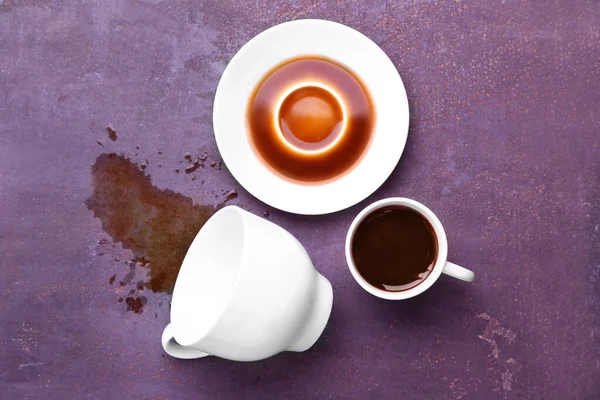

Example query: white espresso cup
[345,197,474,300]
[162,206,333,360]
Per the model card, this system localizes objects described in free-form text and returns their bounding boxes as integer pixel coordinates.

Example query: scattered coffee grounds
[125,296,147,314]
[106,125,117,141]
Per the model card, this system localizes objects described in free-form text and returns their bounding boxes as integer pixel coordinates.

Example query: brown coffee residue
[85,153,216,294]
[185,162,200,174]
[247,57,374,183]
[106,125,118,141]
[223,189,238,202]
[126,296,147,314]
[183,153,209,174]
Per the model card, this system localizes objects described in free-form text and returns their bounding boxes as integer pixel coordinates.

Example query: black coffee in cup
[350,206,438,292]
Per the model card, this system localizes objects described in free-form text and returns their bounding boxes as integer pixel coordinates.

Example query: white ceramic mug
[161,206,333,360]
[345,198,474,300]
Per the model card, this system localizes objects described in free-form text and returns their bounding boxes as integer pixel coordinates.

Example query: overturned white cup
[162,206,333,360]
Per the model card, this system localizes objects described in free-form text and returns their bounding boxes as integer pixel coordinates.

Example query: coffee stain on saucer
[85,153,216,295]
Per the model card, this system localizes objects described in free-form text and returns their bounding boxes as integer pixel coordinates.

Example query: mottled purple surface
[1,0,599,399]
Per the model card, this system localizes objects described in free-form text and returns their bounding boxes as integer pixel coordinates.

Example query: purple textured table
[1,1,599,399]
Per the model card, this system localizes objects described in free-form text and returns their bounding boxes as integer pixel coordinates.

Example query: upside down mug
[161,206,333,360]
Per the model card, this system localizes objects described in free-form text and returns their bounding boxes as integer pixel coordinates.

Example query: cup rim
[344,197,448,300]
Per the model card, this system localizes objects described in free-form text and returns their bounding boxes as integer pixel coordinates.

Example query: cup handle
[161,324,210,359]
[442,262,475,282]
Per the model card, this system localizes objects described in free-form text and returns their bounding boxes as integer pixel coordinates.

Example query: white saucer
[213,19,409,215]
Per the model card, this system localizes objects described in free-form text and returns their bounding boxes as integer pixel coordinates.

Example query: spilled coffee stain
[85,153,216,294]
[126,296,147,314]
